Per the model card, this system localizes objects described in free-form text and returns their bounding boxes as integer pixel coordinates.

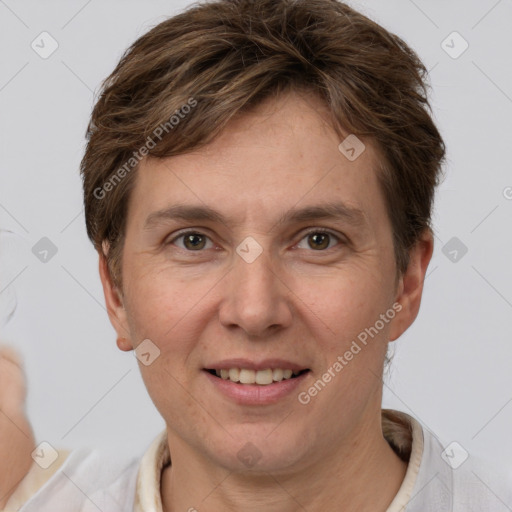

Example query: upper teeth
[215,368,300,385]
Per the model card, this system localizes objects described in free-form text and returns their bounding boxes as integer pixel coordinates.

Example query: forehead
[127,90,388,234]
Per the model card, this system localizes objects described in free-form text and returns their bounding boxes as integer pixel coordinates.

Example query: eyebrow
[143,201,369,231]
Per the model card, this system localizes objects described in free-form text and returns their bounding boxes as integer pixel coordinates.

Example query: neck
[161,410,408,512]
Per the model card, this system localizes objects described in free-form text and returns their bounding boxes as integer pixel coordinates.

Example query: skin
[0,346,36,508]
[100,89,433,512]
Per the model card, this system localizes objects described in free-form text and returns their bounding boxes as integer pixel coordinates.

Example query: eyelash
[167,228,343,252]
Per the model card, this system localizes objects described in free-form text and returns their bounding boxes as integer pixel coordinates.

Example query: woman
[1,0,511,510]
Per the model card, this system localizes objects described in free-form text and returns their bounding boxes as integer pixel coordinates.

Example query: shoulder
[407,419,512,512]
[11,447,140,512]
[451,453,512,512]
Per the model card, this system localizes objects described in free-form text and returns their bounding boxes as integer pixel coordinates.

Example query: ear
[98,244,133,352]
[388,229,434,341]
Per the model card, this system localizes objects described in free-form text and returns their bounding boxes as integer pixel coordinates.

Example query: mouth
[205,368,311,385]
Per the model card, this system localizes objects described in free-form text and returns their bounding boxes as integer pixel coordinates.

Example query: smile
[206,368,310,385]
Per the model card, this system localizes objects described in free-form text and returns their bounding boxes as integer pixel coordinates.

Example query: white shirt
[5,409,512,511]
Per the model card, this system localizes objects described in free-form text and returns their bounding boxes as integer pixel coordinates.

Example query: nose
[218,246,293,338]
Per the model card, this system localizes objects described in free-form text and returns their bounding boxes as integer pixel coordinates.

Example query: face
[101,89,431,473]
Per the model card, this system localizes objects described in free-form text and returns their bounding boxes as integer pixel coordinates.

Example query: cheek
[122,271,209,418]
[294,263,393,345]
[292,265,394,415]
[123,263,207,342]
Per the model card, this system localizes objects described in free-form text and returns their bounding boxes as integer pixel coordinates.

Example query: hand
[0,345,36,508]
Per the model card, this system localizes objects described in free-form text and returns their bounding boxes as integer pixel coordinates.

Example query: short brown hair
[81,0,445,289]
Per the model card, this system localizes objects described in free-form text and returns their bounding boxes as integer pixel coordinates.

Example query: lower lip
[203,370,310,405]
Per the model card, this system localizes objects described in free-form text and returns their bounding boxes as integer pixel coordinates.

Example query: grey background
[1,0,511,474]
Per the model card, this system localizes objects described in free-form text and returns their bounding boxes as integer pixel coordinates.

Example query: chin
[210,429,310,474]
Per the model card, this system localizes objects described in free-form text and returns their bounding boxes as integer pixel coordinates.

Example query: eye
[170,231,214,251]
[167,229,342,252]
[296,229,341,251]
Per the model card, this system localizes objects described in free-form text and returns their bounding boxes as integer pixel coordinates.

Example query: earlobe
[98,250,133,351]
[388,230,434,342]
[116,337,133,352]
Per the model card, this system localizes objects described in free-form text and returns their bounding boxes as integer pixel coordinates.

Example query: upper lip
[204,358,309,372]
